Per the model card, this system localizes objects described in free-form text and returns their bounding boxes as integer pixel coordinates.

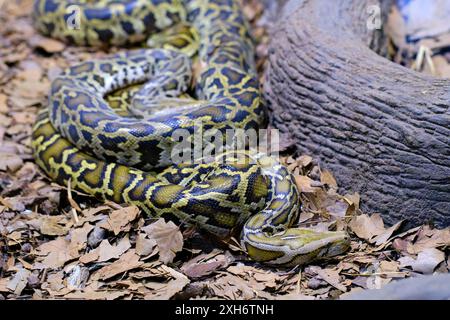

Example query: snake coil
[32,0,350,266]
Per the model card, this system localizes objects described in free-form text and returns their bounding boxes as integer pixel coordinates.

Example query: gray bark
[264,0,450,227]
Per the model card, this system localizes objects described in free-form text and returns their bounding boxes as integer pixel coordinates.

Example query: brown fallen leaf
[299,210,315,223]
[81,206,111,219]
[343,193,360,210]
[0,153,23,172]
[78,206,110,225]
[399,248,445,274]
[34,237,79,269]
[69,223,94,251]
[144,265,190,299]
[64,288,127,300]
[0,93,7,113]
[252,272,279,290]
[326,200,349,219]
[135,233,157,257]
[0,278,10,293]
[15,162,38,181]
[276,292,315,300]
[79,250,100,265]
[210,274,257,299]
[93,250,143,281]
[181,250,233,279]
[0,126,5,143]
[7,268,31,295]
[112,279,145,292]
[142,219,183,264]
[410,228,450,253]
[98,206,140,235]
[40,215,70,236]
[295,175,320,193]
[296,155,313,168]
[17,257,33,270]
[11,111,36,124]
[29,35,65,53]
[311,267,347,292]
[379,260,400,274]
[16,60,43,81]
[349,214,386,243]
[393,238,411,253]
[320,169,338,189]
[373,220,404,246]
[226,264,286,292]
[41,271,66,295]
[97,236,131,263]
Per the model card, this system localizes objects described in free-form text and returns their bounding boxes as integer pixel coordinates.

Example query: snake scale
[31,0,350,266]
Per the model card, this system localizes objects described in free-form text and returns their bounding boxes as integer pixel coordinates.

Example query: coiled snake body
[32,0,349,266]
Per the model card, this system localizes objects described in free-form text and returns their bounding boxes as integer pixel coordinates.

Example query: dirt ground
[0,0,449,300]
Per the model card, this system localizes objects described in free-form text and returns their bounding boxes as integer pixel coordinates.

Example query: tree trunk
[264,0,450,228]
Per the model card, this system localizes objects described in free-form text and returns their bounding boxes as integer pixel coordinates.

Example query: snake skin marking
[32,0,350,266]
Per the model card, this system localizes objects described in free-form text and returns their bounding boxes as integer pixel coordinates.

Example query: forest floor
[0,0,449,300]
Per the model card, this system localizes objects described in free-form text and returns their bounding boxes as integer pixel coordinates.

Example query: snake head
[243,228,351,267]
[282,229,351,267]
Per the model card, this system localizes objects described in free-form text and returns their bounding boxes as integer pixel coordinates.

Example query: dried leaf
[326,200,349,218]
[321,169,338,189]
[296,155,313,168]
[40,216,69,236]
[295,175,320,193]
[399,248,445,274]
[410,228,450,253]
[0,153,23,172]
[299,210,314,223]
[69,223,94,250]
[79,250,100,265]
[349,214,386,243]
[343,193,360,210]
[313,267,347,292]
[181,250,232,279]
[7,268,31,295]
[34,237,79,269]
[142,219,183,264]
[0,93,8,113]
[373,220,404,246]
[210,274,256,299]
[135,233,157,257]
[30,35,65,53]
[145,266,190,299]
[64,289,126,300]
[98,206,139,235]
[0,278,10,293]
[379,260,400,273]
[276,292,315,300]
[93,250,143,281]
[97,236,131,263]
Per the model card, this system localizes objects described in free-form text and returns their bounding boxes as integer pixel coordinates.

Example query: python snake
[32,0,350,266]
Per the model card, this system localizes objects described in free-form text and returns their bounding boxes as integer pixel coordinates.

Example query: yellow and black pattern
[32,0,350,266]
[33,0,187,46]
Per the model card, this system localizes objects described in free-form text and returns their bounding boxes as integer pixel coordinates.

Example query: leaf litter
[0,0,448,300]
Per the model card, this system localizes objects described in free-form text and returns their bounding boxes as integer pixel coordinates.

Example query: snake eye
[262,225,285,236]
